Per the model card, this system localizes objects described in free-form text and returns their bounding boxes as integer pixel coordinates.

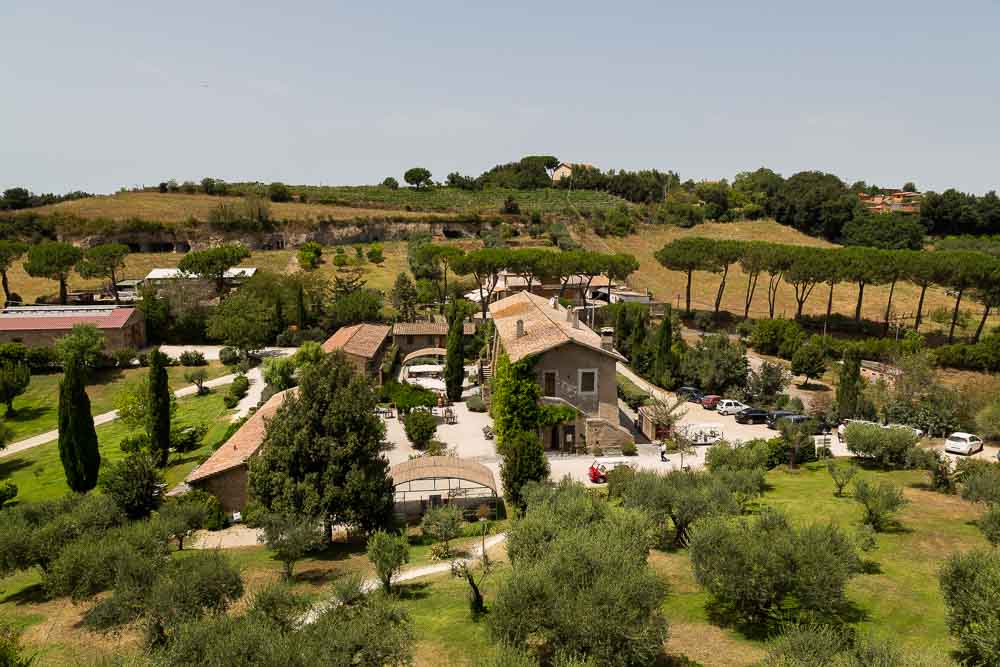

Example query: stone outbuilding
[0,305,145,351]
[321,323,392,382]
[185,389,293,514]
[391,320,476,357]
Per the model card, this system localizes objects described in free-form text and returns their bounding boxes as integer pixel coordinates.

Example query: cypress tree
[499,430,550,512]
[147,347,172,467]
[652,306,674,387]
[444,308,465,403]
[295,284,307,328]
[57,359,100,492]
[835,347,863,421]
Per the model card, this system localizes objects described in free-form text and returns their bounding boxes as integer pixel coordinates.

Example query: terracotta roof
[489,291,626,363]
[0,306,138,331]
[186,388,295,483]
[321,323,391,358]
[390,456,497,494]
[392,321,476,336]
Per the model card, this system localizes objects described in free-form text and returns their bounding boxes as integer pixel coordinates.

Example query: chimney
[600,327,614,351]
[516,319,525,338]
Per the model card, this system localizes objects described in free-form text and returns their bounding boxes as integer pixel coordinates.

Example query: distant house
[551,162,595,182]
[857,190,921,215]
[0,305,145,351]
[588,285,652,305]
[322,323,392,382]
[465,269,612,306]
[487,291,633,452]
[185,389,293,514]
[391,320,476,357]
[142,267,257,289]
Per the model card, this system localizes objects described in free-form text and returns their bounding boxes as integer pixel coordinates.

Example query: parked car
[775,414,831,435]
[885,423,925,439]
[588,457,635,484]
[766,410,798,429]
[735,407,769,424]
[944,432,984,456]
[685,423,723,445]
[717,399,749,416]
[677,387,703,403]
[701,394,722,410]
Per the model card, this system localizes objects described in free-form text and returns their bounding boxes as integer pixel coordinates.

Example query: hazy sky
[2,1,998,195]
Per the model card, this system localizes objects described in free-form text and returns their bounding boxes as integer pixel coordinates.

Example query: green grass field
[2,461,980,666]
[225,183,629,214]
[0,391,233,505]
[2,363,228,444]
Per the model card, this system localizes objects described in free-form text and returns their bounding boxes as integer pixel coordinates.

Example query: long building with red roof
[0,305,145,351]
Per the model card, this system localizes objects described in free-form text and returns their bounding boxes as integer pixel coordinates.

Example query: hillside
[225,183,630,214]
[24,192,451,223]
[580,221,990,335]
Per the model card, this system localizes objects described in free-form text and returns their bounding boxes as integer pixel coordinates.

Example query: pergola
[389,456,499,521]
[401,347,447,366]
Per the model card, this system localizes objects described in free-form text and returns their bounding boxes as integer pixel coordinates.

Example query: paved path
[300,532,508,625]
[0,372,242,459]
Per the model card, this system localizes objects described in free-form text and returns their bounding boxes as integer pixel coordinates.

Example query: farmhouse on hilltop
[551,162,595,182]
[487,291,633,452]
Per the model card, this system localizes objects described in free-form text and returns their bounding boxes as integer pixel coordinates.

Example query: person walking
[659,441,668,462]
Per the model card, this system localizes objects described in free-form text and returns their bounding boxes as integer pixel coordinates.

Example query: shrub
[421,505,464,558]
[100,452,164,520]
[178,350,207,367]
[0,482,16,509]
[616,378,650,411]
[404,410,437,449]
[750,319,805,357]
[688,510,862,625]
[367,244,384,263]
[0,623,33,667]
[843,423,918,468]
[980,505,1000,547]
[170,423,208,453]
[466,395,486,412]
[257,513,325,580]
[219,346,239,366]
[761,624,932,667]
[826,459,858,496]
[143,551,244,647]
[183,367,209,395]
[621,440,637,456]
[113,347,137,368]
[178,488,225,531]
[262,356,296,391]
[940,549,1000,665]
[381,177,399,189]
[366,530,409,594]
[852,477,908,531]
[223,393,239,409]
[705,439,770,472]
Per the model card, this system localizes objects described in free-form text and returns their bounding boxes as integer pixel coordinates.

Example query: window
[578,369,597,394]
[543,371,556,397]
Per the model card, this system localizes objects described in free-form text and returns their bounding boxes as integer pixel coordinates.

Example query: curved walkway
[300,532,508,625]
[0,372,241,459]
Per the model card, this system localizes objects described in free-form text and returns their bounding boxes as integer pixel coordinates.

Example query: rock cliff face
[64,219,512,251]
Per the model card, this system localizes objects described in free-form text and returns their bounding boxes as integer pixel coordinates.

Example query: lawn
[653,462,985,665]
[0,391,233,504]
[582,221,997,337]
[24,191,454,223]
[3,362,229,444]
[227,184,629,215]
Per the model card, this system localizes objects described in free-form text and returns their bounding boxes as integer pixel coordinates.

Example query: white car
[885,423,925,439]
[944,432,984,456]
[716,399,749,416]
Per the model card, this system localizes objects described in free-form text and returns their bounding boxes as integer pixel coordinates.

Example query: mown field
[0,390,233,505]
[0,461,983,666]
[2,362,228,444]
[227,183,629,214]
[24,192,453,223]
[582,221,996,336]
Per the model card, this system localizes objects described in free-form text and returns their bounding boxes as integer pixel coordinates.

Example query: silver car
[717,399,749,416]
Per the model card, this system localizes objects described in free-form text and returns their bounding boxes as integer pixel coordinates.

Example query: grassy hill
[24,192,452,224]
[226,183,630,214]
[581,221,992,336]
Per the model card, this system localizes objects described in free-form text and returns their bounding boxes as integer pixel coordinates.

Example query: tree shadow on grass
[876,522,913,535]
[1,582,49,606]
[395,581,431,601]
[705,597,870,642]
[0,458,32,478]
[309,541,368,563]
[6,406,50,428]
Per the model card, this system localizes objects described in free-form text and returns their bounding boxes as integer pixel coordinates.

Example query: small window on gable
[579,369,597,394]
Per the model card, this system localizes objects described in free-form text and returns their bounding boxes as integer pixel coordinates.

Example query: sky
[2,1,999,195]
